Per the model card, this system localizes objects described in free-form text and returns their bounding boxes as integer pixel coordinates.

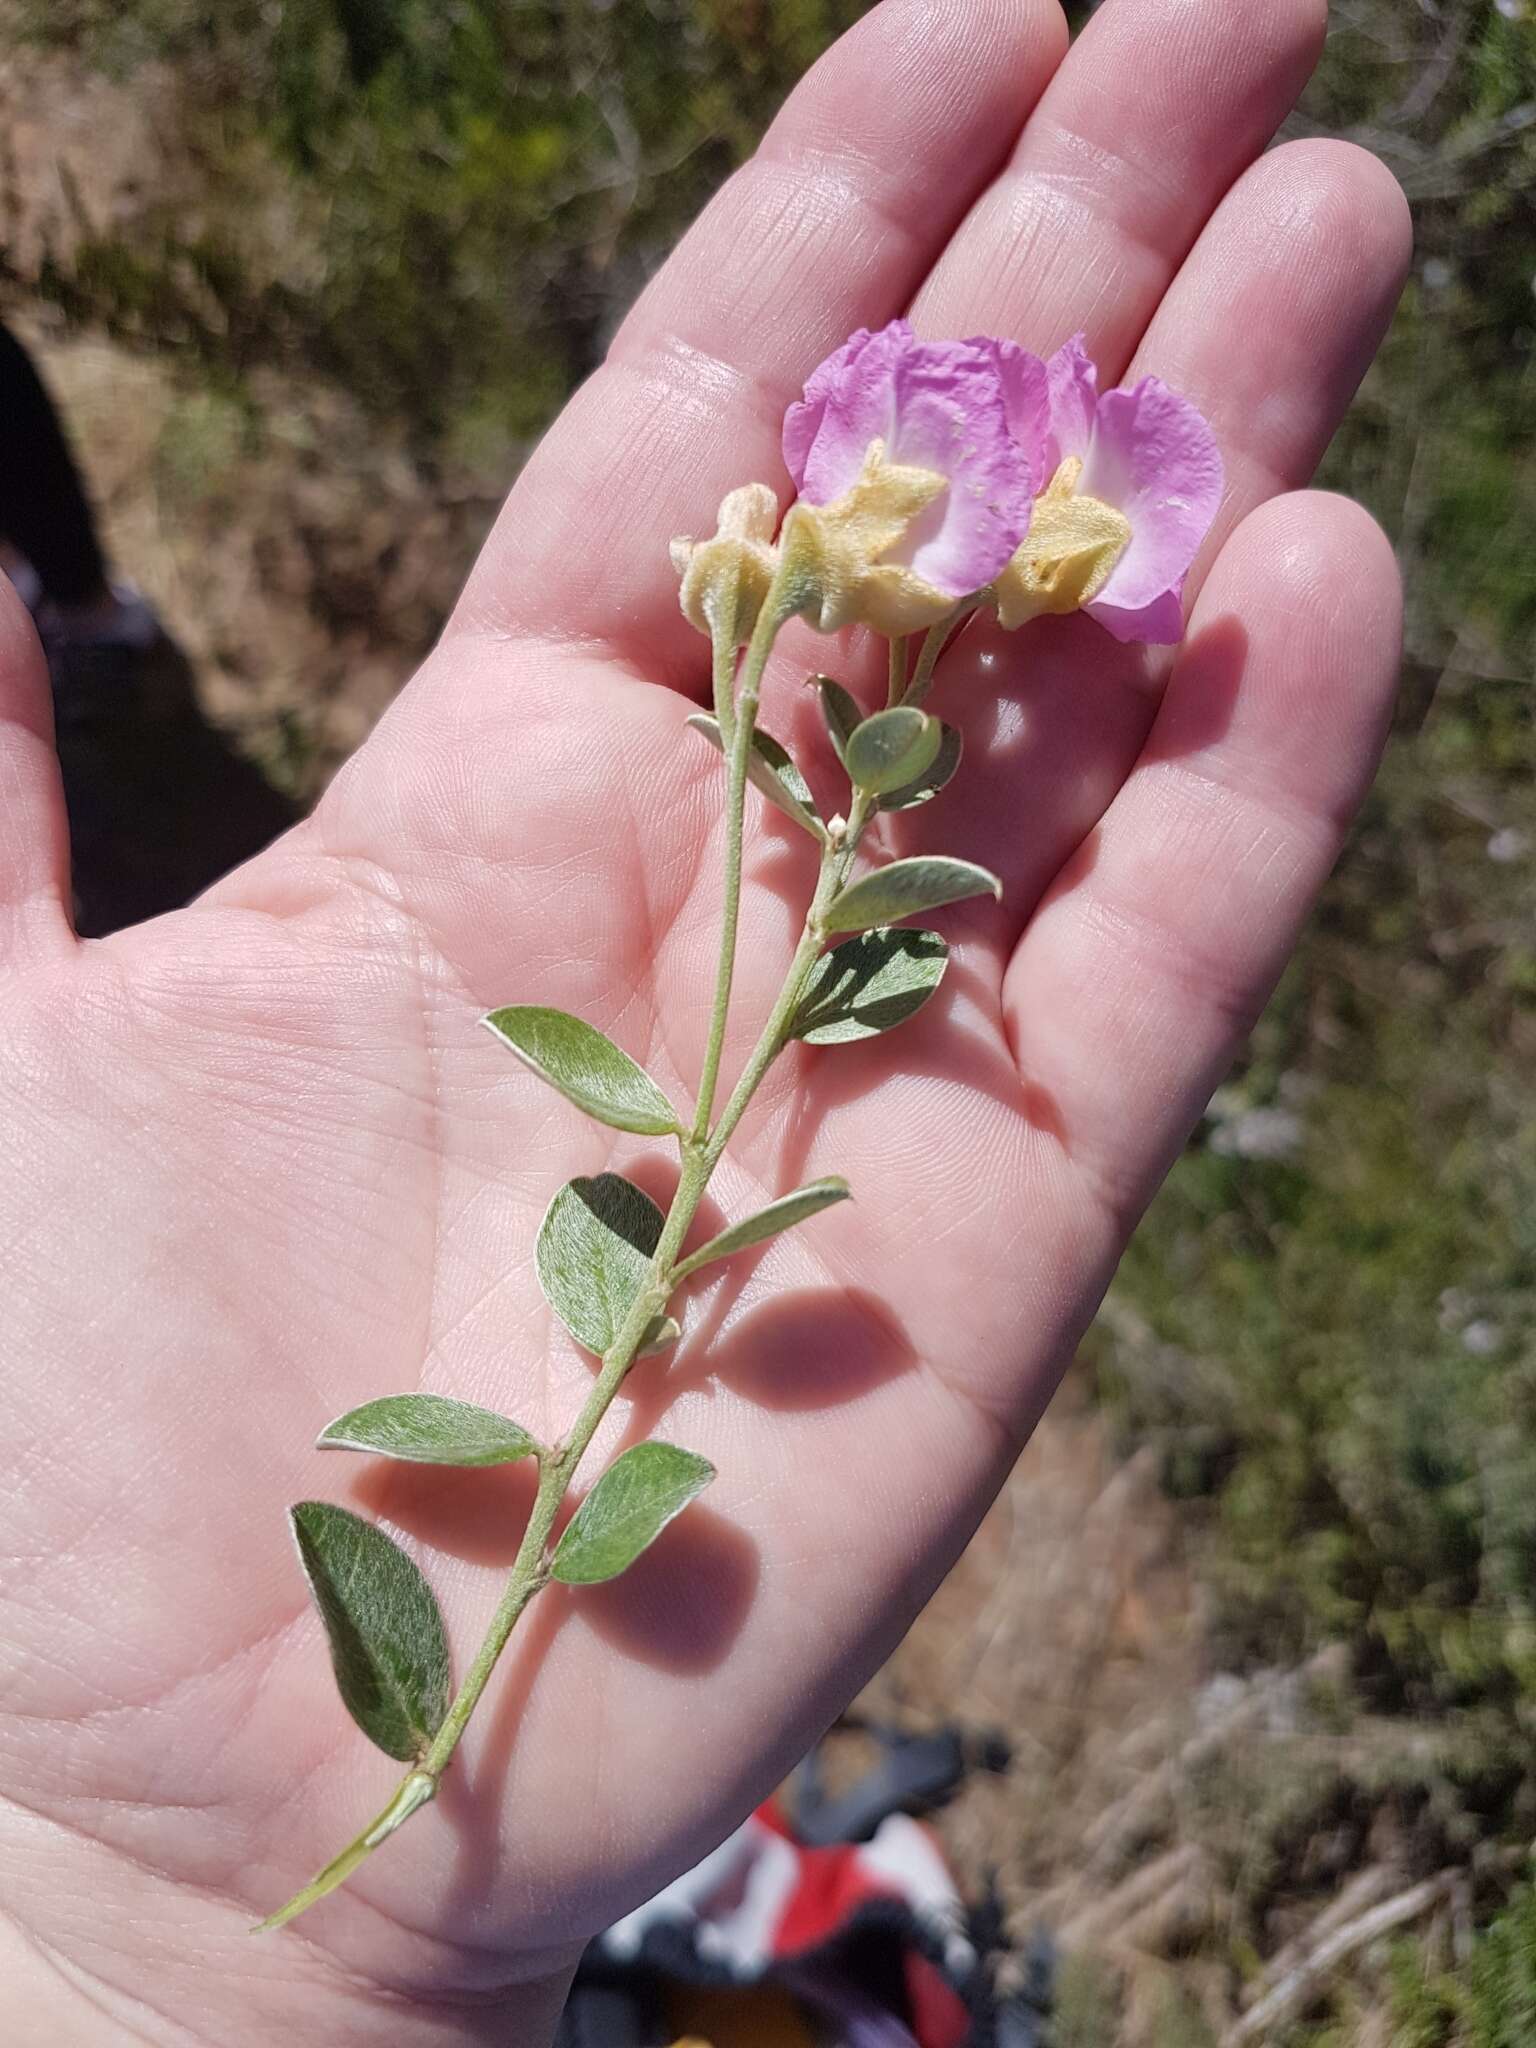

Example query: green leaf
[537,1172,664,1356]
[790,928,950,1045]
[816,675,863,766]
[824,856,1001,934]
[318,1394,540,1468]
[879,722,963,811]
[482,1007,679,1137]
[551,1441,717,1586]
[686,713,824,840]
[675,1176,851,1278]
[844,707,943,797]
[289,1503,450,1763]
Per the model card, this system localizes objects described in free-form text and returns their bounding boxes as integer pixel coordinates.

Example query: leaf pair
[537,1167,852,1354]
[290,1391,545,1762]
[297,1406,719,1761]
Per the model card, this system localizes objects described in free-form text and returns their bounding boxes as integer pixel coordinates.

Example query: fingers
[454,0,1069,677]
[912,0,1327,370]
[1000,492,1402,1252]
[1125,137,1412,606]
[0,577,73,968]
[900,135,1410,965]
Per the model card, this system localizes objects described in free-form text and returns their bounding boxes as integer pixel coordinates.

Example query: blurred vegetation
[15,0,866,456]
[1390,1875,1536,2046]
[1101,0,1536,1724]
[12,0,1536,2033]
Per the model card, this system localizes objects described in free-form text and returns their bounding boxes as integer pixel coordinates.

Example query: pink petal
[782,323,1049,600]
[1044,334,1099,472]
[1085,586,1189,646]
[782,322,914,501]
[880,344,1040,596]
[1081,377,1224,624]
[985,338,1051,498]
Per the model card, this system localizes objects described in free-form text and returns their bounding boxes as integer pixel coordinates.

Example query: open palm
[0,2,1410,2040]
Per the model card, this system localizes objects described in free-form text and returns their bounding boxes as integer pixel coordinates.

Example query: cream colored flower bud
[671,483,781,641]
[993,457,1132,631]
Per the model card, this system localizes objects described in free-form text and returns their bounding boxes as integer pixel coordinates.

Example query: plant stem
[691,581,797,1143]
[706,795,869,1169]
[903,600,980,707]
[266,589,855,1932]
[886,634,909,706]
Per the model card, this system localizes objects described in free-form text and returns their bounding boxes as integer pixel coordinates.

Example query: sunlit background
[7,1,1536,2038]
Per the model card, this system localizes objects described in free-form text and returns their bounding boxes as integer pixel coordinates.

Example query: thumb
[0,574,74,968]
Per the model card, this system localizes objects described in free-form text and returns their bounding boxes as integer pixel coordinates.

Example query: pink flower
[781,321,1049,634]
[996,337,1223,645]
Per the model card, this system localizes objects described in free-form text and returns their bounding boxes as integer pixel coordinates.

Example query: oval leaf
[845,708,943,798]
[551,1442,717,1586]
[537,1172,664,1356]
[318,1394,539,1468]
[824,857,1002,935]
[880,722,963,811]
[791,928,950,1045]
[482,1007,679,1137]
[816,675,863,766]
[290,1502,450,1763]
[686,713,824,840]
[675,1176,851,1279]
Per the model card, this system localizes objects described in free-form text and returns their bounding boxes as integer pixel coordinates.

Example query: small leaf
[289,1503,450,1763]
[823,857,1002,934]
[482,1007,679,1137]
[318,1394,539,1469]
[537,1172,664,1356]
[638,1314,682,1358]
[791,928,950,1045]
[844,708,943,797]
[551,1441,717,1586]
[816,675,863,766]
[880,722,963,811]
[686,713,823,839]
[675,1176,851,1279]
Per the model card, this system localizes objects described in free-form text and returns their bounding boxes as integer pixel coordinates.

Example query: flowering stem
[886,635,909,706]
[264,598,856,1933]
[903,599,981,708]
[691,575,799,1144]
[706,793,870,1169]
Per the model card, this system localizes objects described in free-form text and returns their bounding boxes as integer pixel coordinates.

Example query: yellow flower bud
[781,441,957,637]
[671,483,781,642]
[993,458,1132,631]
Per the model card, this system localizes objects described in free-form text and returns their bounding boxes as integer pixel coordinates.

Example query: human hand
[0,1,1408,2040]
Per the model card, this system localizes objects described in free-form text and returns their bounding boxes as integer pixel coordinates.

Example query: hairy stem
[692,582,797,1142]
[707,794,870,1169]
[886,634,909,706]
[903,600,979,707]
[267,589,853,1932]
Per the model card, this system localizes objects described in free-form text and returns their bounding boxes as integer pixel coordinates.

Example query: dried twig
[1223,1871,1459,2045]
